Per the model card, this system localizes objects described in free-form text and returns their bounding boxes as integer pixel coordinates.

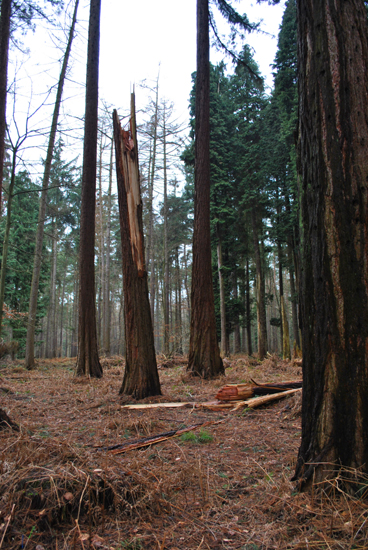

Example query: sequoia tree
[293,0,368,487]
[75,0,102,377]
[188,0,223,377]
[0,0,11,214]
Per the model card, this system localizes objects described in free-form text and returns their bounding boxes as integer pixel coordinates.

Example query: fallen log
[216,380,302,401]
[120,388,302,412]
[232,388,302,410]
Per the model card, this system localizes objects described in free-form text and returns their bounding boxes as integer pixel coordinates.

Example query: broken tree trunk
[113,98,161,399]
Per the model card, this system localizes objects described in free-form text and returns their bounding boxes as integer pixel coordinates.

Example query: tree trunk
[246,259,252,355]
[217,226,227,357]
[175,247,183,354]
[163,105,170,356]
[97,137,105,349]
[25,0,79,370]
[188,0,224,378]
[233,273,241,354]
[0,0,11,215]
[293,0,368,488]
[46,221,57,358]
[289,264,300,350]
[103,137,113,356]
[278,242,291,359]
[251,210,267,359]
[71,276,78,357]
[113,100,161,399]
[147,75,159,316]
[0,147,16,335]
[76,0,102,378]
[60,280,65,356]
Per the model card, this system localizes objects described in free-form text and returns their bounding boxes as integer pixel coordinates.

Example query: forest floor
[0,354,367,550]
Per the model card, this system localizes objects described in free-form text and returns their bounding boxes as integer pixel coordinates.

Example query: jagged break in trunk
[113,99,161,400]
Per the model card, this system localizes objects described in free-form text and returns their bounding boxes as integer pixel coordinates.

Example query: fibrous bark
[113,99,161,399]
[75,0,102,378]
[293,0,368,488]
[188,0,224,378]
[0,0,11,215]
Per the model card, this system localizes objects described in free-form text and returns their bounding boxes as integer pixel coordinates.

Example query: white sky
[6,0,286,182]
[99,0,286,119]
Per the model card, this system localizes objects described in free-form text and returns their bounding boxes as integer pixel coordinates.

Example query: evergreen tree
[0,171,49,353]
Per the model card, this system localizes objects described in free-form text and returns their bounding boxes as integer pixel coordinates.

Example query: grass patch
[180,428,214,444]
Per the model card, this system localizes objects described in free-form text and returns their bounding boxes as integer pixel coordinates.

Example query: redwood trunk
[188,0,223,378]
[113,101,161,399]
[76,0,102,378]
[293,0,368,486]
[0,0,11,214]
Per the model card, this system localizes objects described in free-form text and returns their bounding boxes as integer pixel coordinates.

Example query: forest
[1,0,368,548]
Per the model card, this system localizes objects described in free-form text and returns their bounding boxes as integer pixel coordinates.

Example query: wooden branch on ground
[103,419,223,455]
[232,388,302,410]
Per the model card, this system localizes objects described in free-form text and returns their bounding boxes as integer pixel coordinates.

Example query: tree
[0,171,49,352]
[113,99,161,399]
[0,0,11,215]
[75,0,102,378]
[188,0,224,377]
[25,0,79,369]
[231,45,269,359]
[292,0,368,488]
[0,0,63,214]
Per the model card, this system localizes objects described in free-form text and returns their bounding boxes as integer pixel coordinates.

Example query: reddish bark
[76,0,102,378]
[188,0,223,378]
[293,0,368,486]
[0,0,11,214]
[113,104,161,399]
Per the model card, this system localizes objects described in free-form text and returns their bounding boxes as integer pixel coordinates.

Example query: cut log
[215,384,254,401]
[216,380,302,401]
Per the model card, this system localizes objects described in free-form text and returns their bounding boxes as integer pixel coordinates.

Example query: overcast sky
[7,0,286,179]
[99,0,286,120]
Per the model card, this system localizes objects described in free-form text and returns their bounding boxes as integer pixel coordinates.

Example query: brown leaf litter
[0,354,367,549]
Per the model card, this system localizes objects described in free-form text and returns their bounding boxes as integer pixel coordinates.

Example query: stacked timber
[216,380,302,402]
